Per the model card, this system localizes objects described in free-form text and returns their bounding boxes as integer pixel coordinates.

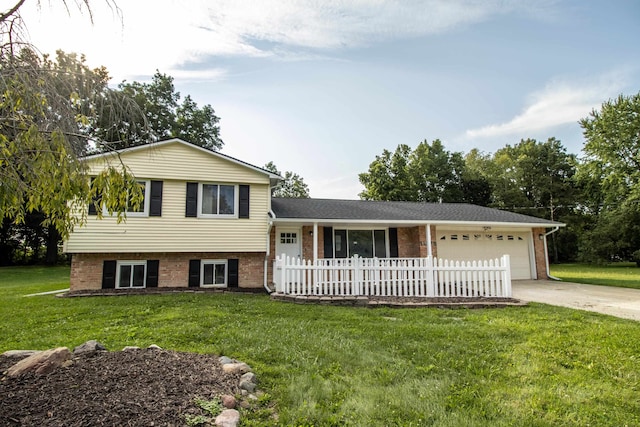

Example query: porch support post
[313,222,318,261]
[426,224,433,257]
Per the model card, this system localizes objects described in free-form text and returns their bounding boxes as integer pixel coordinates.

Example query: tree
[264,162,309,198]
[359,144,415,201]
[98,72,223,150]
[577,92,640,264]
[476,138,577,262]
[0,2,145,241]
[461,149,492,206]
[359,140,469,203]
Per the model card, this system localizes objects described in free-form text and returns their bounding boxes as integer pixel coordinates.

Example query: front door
[275,227,302,260]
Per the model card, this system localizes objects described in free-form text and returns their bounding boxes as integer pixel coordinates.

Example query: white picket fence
[274,255,512,298]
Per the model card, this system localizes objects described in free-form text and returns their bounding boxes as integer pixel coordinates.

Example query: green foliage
[577,92,640,264]
[359,139,477,203]
[100,72,223,150]
[264,161,309,198]
[2,266,640,426]
[0,15,148,238]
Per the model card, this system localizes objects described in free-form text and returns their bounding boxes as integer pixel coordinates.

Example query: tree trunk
[45,225,60,265]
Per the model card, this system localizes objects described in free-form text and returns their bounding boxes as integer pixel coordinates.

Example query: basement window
[116,261,146,288]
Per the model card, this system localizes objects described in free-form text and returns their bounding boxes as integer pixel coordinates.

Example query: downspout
[542,226,561,281]
[264,209,276,293]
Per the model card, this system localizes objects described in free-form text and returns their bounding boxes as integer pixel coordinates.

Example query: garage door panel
[436,231,532,280]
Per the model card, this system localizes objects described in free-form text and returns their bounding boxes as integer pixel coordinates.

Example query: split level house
[64,138,563,293]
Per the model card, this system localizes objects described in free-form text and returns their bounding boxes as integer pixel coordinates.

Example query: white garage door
[436,230,533,280]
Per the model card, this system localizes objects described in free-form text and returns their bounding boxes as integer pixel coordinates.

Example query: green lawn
[551,262,640,289]
[1,266,640,426]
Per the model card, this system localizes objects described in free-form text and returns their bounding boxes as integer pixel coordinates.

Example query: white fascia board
[271,218,564,228]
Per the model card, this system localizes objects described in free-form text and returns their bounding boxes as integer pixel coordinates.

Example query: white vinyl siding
[84,141,269,184]
[65,141,272,253]
[66,180,270,253]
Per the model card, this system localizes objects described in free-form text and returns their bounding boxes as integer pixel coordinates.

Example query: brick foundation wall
[70,252,266,291]
[532,227,549,280]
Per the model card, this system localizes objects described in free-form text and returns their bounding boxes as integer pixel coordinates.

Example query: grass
[551,262,640,289]
[2,266,640,426]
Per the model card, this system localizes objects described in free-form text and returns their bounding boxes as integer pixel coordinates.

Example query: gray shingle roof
[271,198,561,226]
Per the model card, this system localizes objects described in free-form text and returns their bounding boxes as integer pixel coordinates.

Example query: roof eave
[271,218,565,228]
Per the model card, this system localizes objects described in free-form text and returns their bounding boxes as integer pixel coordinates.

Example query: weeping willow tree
[0,0,146,241]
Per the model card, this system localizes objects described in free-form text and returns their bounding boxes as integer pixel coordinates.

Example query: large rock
[6,347,71,377]
[215,409,240,427]
[73,340,107,354]
[239,372,257,392]
[221,394,237,409]
[222,362,251,374]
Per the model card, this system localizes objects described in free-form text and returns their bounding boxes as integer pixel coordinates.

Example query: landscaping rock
[218,356,234,365]
[240,372,257,384]
[222,362,251,374]
[239,377,256,392]
[6,347,71,377]
[122,346,141,351]
[239,372,258,392]
[215,408,240,427]
[147,344,162,350]
[1,350,41,359]
[221,394,236,409]
[73,340,107,354]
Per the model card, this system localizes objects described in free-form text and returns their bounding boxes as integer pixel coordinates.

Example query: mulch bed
[0,349,240,426]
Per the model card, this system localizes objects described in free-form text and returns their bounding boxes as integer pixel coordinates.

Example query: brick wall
[398,227,420,257]
[70,251,266,291]
[396,225,437,258]
[532,227,548,279]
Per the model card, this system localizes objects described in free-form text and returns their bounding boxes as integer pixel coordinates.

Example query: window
[199,184,236,217]
[201,260,227,287]
[280,232,297,244]
[334,229,387,258]
[116,261,147,288]
[102,180,151,217]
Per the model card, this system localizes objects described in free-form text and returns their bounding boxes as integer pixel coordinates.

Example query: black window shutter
[374,230,387,258]
[323,227,334,258]
[228,259,239,288]
[188,259,201,287]
[88,178,101,215]
[334,229,347,258]
[389,228,399,258]
[239,185,250,218]
[146,260,159,287]
[185,182,198,217]
[102,260,116,289]
[149,181,163,216]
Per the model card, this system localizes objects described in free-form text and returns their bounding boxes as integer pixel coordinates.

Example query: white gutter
[270,218,562,229]
[264,209,277,293]
[542,226,561,281]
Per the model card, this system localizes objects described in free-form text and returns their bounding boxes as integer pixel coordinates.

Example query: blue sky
[20,0,640,198]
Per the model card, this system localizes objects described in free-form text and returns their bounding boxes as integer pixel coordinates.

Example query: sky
[17,0,640,199]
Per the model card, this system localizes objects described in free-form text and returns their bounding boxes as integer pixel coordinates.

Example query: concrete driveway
[512,280,640,321]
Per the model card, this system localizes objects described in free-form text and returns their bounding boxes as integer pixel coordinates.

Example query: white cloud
[465,73,627,139]
[18,0,551,81]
